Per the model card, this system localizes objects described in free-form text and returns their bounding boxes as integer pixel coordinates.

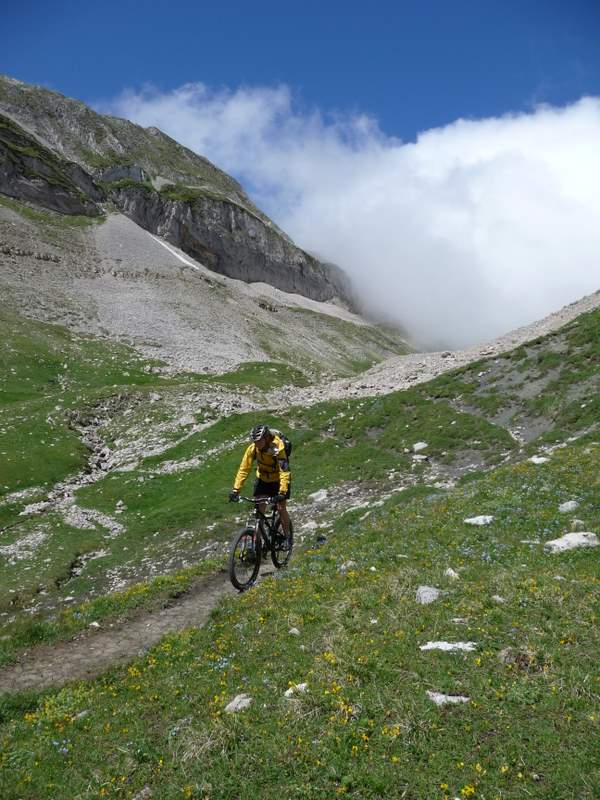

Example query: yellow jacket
[234,434,291,493]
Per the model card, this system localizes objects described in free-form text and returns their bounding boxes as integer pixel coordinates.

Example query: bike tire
[228,527,262,591]
[271,515,294,569]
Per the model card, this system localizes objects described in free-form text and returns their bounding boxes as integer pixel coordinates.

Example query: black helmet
[250,423,270,442]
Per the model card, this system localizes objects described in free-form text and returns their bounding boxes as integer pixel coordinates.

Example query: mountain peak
[0,74,352,304]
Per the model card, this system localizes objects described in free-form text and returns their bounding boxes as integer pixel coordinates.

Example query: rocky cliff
[0,114,102,216]
[0,75,350,303]
[110,183,348,300]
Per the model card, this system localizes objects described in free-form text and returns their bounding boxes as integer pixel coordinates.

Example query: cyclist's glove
[274,493,286,504]
[229,490,240,503]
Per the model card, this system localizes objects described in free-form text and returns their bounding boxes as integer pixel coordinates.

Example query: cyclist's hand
[274,493,286,504]
[229,490,240,503]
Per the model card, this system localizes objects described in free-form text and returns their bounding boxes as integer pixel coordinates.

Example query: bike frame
[228,494,293,592]
[239,496,279,548]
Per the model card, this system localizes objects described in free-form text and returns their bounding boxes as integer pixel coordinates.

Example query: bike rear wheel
[271,515,294,569]
[229,527,262,591]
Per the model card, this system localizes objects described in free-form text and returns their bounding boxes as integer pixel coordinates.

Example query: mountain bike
[228,496,294,591]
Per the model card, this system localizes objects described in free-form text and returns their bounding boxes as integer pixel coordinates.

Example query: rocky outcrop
[0,74,352,304]
[99,165,150,184]
[0,75,267,215]
[110,184,348,302]
[0,113,102,216]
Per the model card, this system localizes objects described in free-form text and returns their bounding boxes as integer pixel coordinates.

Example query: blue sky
[3,0,600,141]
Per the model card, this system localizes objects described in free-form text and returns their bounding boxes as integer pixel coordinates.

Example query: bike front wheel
[271,516,294,569]
[229,527,262,591]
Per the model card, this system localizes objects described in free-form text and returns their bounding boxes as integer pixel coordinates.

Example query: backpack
[270,428,292,458]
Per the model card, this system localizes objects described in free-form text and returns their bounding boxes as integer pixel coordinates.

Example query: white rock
[342,502,369,514]
[426,691,470,706]
[225,694,253,713]
[444,568,460,580]
[369,566,377,572]
[416,586,440,605]
[309,489,328,503]
[492,595,506,604]
[339,560,356,572]
[464,515,494,526]
[558,500,579,513]
[529,455,550,464]
[412,441,428,452]
[412,454,428,462]
[89,621,100,628]
[284,683,308,698]
[288,627,300,636]
[544,532,598,553]
[133,787,153,800]
[420,641,477,652]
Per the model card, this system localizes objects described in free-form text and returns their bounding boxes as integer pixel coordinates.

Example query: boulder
[225,694,253,713]
[464,515,494,526]
[416,585,441,605]
[544,532,598,553]
[426,691,470,706]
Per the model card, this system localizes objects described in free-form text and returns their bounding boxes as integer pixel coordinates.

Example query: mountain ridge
[0,74,350,304]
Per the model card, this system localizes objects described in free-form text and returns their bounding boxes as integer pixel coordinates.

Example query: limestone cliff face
[111,185,349,301]
[0,74,352,304]
[0,113,102,216]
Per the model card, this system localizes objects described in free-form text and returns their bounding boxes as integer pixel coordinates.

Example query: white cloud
[102,84,600,347]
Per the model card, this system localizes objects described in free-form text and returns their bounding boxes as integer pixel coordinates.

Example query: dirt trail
[0,572,237,694]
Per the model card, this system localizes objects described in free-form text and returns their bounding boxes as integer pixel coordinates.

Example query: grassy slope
[0,303,407,637]
[255,308,410,379]
[1,440,598,799]
[0,308,599,798]
[0,306,157,504]
[0,374,514,632]
[1,308,598,633]
[427,311,600,447]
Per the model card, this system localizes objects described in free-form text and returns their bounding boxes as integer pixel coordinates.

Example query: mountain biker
[229,424,291,536]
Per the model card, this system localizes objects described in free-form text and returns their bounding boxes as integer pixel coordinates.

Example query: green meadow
[0,305,599,798]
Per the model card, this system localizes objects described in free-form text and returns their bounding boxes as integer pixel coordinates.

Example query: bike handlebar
[235,495,278,505]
